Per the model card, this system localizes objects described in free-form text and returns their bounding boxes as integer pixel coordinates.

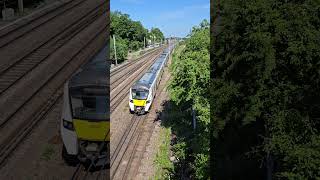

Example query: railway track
[0,1,106,95]
[0,2,165,179]
[110,107,158,179]
[71,162,109,180]
[110,47,158,75]
[110,48,162,88]
[0,0,84,48]
[69,46,165,180]
[109,47,168,179]
[0,0,105,74]
[115,62,171,180]
[110,115,145,179]
[0,7,108,169]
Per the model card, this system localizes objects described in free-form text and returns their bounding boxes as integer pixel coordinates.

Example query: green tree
[110,36,128,62]
[149,27,165,42]
[110,11,147,50]
[212,0,320,179]
[110,11,164,61]
[169,19,210,179]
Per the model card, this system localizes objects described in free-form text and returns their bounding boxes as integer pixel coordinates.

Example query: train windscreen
[132,89,148,100]
[70,87,109,121]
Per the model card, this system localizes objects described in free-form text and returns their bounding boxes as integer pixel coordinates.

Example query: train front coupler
[135,106,145,115]
[78,141,109,167]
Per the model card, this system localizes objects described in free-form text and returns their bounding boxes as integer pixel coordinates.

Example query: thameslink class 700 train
[129,44,175,115]
[60,57,110,166]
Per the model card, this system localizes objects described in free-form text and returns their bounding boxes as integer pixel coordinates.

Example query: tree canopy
[149,27,165,42]
[110,11,165,61]
[169,19,210,179]
[212,0,320,179]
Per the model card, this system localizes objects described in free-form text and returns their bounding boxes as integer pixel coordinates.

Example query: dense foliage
[212,0,320,179]
[110,11,165,61]
[168,19,210,179]
[110,37,128,63]
[149,27,165,42]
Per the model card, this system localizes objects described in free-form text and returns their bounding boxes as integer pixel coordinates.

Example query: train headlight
[146,100,150,104]
[63,119,74,131]
[130,100,133,103]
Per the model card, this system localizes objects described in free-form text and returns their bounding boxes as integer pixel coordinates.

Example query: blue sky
[111,0,210,38]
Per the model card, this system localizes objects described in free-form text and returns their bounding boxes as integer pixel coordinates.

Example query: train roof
[159,53,168,58]
[68,43,110,88]
[149,58,164,72]
[133,72,156,89]
[132,47,170,90]
[133,56,167,90]
[69,60,109,88]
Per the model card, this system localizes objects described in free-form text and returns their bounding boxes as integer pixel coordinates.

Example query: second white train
[129,45,175,115]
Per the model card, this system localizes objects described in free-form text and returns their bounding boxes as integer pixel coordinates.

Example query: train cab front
[61,84,110,167]
[129,87,150,115]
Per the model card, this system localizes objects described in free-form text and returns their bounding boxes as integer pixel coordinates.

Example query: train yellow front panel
[133,99,146,106]
[73,119,110,141]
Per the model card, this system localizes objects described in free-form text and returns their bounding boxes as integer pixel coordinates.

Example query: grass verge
[41,144,55,161]
[154,127,173,180]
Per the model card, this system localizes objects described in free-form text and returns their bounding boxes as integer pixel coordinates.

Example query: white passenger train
[129,45,175,115]
[61,56,109,166]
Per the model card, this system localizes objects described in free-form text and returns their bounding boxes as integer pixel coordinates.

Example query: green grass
[172,43,185,59]
[41,144,55,161]
[129,51,141,59]
[127,48,155,60]
[154,127,173,180]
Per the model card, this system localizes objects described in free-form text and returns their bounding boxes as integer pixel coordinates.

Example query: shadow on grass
[213,118,266,180]
[157,100,202,179]
[158,100,266,180]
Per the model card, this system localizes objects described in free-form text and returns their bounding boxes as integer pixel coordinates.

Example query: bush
[110,36,128,62]
[213,0,320,178]
[128,40,142,51]
[168,19,210,179]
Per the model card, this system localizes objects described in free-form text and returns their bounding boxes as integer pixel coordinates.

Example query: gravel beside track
[110,115,145,179]
[71,162,109,180]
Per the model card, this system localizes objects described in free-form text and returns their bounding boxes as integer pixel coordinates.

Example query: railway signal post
[113,35,117,65]
[18,0,23,13]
